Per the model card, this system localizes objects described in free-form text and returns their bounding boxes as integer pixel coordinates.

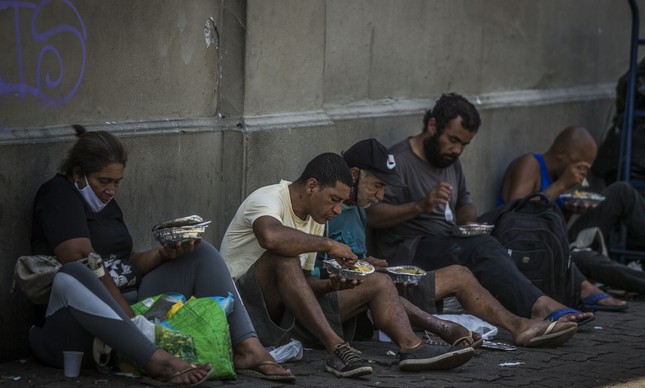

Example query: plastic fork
[444,204,454,222]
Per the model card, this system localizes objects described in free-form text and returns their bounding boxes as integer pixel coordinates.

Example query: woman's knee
[187,240,227,268]
[59,260,92,277]
[194,240,219,258]
[53,262,95,292]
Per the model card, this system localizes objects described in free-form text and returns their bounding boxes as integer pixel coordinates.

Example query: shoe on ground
[325,343,373,378]
[399,342,474,371]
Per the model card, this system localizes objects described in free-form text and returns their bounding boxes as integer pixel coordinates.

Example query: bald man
[500,126,645,306]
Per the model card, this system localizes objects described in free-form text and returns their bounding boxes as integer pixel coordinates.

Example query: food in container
[559,190,606,207]
[386,265,427,285]
[323,259,375,280]
[152,215,211,244]
[452,223,494,237]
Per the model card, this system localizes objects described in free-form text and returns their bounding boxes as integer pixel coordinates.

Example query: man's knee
[437,264,473,280]
[436,265,475,292]
[360,272,396,295]
[359,272,394,289]
[252,254,305,299]
[256,252,301,277]
[605,181,634,199]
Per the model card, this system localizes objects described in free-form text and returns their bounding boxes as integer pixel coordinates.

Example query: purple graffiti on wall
[0,0,86,134]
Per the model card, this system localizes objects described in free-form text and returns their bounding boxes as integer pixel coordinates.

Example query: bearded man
[365,93,593,325]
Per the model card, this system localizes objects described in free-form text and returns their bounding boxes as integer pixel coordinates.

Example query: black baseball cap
[342,138,407,187]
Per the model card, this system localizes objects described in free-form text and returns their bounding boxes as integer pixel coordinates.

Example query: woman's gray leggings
[29,241,256,368]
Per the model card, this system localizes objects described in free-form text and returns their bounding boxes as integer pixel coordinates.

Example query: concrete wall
[1,0,642,361]
[0,0,222,127]
[241,0,641,204]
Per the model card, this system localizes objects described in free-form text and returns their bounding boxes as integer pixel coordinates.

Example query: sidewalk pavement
[2,295,645,388]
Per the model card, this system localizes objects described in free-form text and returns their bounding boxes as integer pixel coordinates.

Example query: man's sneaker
[399,342,474,371]
[325,343,373,378]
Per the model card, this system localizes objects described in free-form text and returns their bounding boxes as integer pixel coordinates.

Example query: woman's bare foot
[430,319,482,347]
[143,349,211,385]
[233,337,295,380]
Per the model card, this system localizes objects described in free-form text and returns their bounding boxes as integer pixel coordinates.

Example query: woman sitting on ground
[29,125,295,385]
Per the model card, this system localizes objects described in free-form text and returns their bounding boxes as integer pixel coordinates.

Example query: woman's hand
[159,239,201,260]
[134,238,201,277]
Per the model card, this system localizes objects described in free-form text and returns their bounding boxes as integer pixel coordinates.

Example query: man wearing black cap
[319,138,579,348]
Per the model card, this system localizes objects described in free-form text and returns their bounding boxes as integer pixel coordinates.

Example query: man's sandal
[236,360,296,382]
[424,330,483,349]
[451,330,484,349]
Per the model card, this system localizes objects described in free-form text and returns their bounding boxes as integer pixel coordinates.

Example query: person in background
[29,125,294,385]
[499,125,645,306]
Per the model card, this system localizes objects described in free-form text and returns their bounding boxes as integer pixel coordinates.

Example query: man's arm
[54,237,135,317]
[503,155,589,203]
[366,182,453,229]
[365,201,423,229]
[305,272,334,296]
[502,155,544,201]
[456,203,477,225]
[304,271,360,297]
[253,215,357,261]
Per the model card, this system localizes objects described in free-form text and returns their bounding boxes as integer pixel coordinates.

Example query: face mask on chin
[75,175,111,213]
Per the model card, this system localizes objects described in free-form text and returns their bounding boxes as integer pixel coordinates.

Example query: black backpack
[478,193,577,306]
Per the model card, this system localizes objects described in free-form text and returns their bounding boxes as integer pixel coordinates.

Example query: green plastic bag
[128,293,236,380]
[164,297,235,379]
[114,322,198,378]
[155,324,198,363]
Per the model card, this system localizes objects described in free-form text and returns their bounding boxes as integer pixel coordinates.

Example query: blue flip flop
[544,307,595,326]
[581,292,629,312]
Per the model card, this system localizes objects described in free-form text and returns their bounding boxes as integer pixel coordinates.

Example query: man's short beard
[423,133,457,168]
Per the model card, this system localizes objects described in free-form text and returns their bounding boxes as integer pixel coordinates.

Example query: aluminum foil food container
[152,215,205,232]
[153,224,209,244]
[323,259,375,280]
[560,191,606,207]
[152,215,211,244]
[452,223,494,237]
[386,265,427,284]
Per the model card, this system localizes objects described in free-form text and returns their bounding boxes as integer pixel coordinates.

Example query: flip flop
[450,330,484,349]
[581,292,629,312]
[236,360,296,383]
[544,307,595,326]
[423,330,483,349]
[398,345,474,371]
[141,363,213,386]
[524,321,578,348]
